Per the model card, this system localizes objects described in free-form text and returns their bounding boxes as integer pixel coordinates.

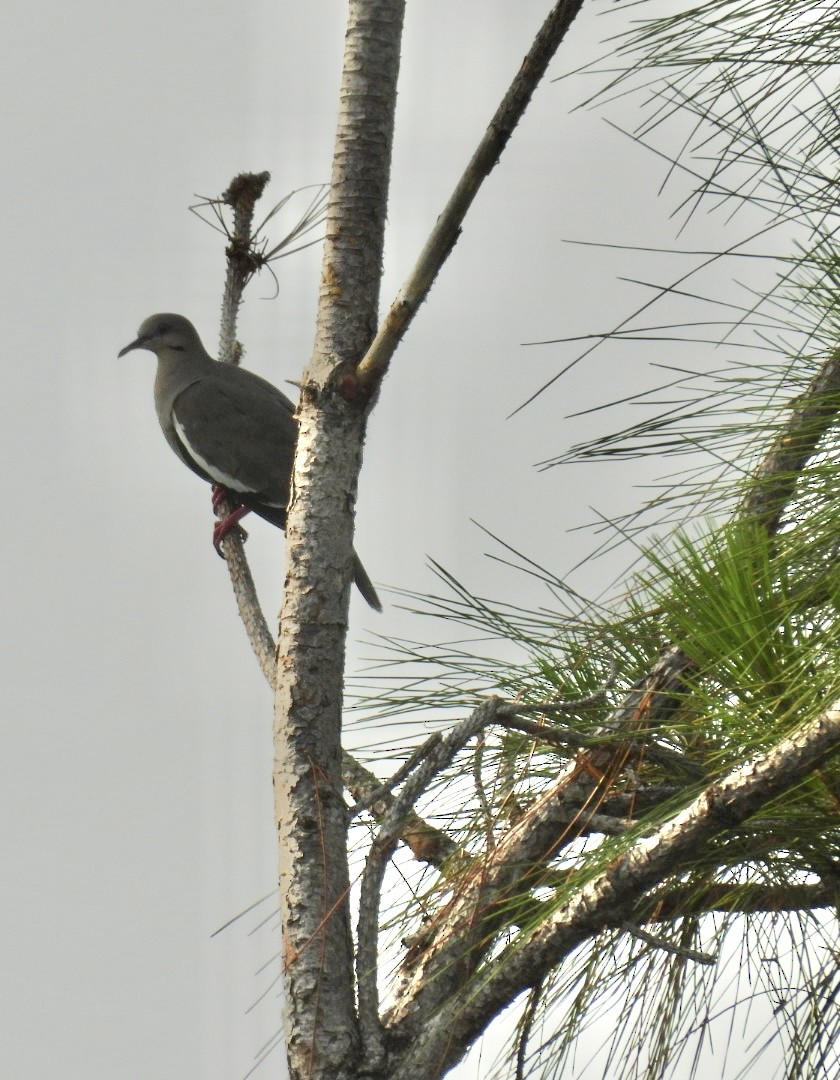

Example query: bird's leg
[210,485,251,556]
[210,484,229,511]
[213,505,251,554]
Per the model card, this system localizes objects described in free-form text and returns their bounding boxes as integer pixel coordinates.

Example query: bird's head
[118,314,204,358]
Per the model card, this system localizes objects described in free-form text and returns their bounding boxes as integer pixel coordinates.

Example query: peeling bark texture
[273,2,405,1078]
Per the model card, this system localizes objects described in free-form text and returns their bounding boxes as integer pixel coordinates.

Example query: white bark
[273,3,405,1078]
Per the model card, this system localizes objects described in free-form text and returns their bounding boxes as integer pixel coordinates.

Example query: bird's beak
[117,335,146,358]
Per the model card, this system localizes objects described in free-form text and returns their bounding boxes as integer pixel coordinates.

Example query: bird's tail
[353,552,382,612]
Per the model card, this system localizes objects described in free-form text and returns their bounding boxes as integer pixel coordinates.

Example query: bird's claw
[212,501,251,557]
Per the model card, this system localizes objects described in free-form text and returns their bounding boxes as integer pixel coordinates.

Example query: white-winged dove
[119,313,381,611]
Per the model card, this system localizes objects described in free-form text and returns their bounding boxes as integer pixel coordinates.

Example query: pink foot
[210,489,252,556]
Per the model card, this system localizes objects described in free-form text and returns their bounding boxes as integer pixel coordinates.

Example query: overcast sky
[1,2,780,1078]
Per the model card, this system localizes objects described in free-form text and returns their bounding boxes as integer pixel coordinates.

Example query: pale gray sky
[1,2,777,1077]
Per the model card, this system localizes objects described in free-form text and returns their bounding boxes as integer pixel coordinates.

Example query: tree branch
[355,0,587,389]
[391,696,840,1077]
[648,879,840,920]
[209,172,278,683]
[342,750,466,869]
[356,700,502,1069]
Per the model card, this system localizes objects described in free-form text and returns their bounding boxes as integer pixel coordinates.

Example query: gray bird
[118,313,381,611]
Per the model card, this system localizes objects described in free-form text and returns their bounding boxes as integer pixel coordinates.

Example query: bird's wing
[170,368,296,507]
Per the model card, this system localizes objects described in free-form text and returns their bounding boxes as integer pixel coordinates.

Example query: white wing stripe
[173,414,254,494]
[172,414,286,508]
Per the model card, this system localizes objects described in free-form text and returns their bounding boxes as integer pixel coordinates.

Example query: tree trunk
[272,2,405,1077]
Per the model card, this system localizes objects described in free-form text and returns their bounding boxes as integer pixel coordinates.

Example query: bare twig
[218,171,272,365]
[622,921,717,965]
[199,172,279,682]
[223,539,276,684]
[347,733,442,819]
[473,736,496,850]
[517,661,618,715]
[355,0,587,389]
[356,698,503,1067]
[191,182,329,302]
[342,750,465,869]
[515,980,544,1080]
[381,699,505,840]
